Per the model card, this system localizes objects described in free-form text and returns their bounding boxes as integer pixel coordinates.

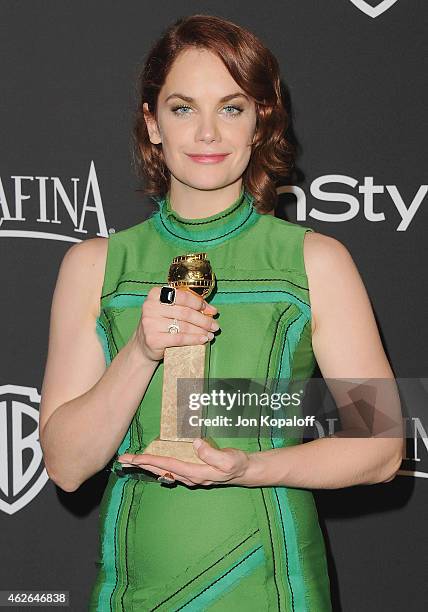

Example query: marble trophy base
[141,343,216,465]
[143,437,206,464]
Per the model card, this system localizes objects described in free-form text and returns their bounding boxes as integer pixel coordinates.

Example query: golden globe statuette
[142,252,218,464]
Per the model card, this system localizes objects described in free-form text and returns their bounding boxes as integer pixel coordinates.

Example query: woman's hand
[134,286,220,364]
[117,438,251,487]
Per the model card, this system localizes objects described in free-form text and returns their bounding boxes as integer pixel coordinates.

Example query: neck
[167,181,244,219]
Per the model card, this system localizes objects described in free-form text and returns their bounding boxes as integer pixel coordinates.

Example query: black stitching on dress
[269,314,302,455]
[259,313,299,611]
[254,304,293,453]
[158,206,255,243]
[109,482,127,611]
[219,278,308,291]
[135,411,143,451]
[273,488,295,612]
[101,289,309,312]
[264,305,294,399]
[97,316,113,364]
[260,488,281,611]
[103,308,119,355]
[101,277,309,300]
[150,529,260,611]
[268,314,303,612]
[215,290,309,309]
[276,314,302,392]
[120,480,138,611]
[161,195,248,226]
[102,280,163,300]
[172,544,264,611]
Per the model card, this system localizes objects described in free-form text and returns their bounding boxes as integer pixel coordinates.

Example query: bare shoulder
[303,231,362,334]
[63,236,108,267]
[57,237,109,319]
[303,230,352,267]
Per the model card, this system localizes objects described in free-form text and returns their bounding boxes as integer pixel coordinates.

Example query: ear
[143,102,162,145]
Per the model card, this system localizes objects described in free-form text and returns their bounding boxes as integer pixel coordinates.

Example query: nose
[194,112,221,144]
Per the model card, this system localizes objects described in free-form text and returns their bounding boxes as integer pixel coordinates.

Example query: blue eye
[171,105,192,115]
[170,104,244,117]
[223,105,243,116]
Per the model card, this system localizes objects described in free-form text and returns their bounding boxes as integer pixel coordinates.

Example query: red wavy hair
[132,14,295,213]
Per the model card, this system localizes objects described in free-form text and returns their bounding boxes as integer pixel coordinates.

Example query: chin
[176,173,234,192]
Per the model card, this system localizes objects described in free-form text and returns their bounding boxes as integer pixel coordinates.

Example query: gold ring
[167,319,180,334]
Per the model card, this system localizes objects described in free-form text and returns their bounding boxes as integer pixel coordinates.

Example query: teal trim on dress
[212,291,310,317]
[150,187,260,249]
[270,312,312,612]
[96,478,127,611]
[272,487,308,612]
[95,317,112,366]
[117,427,132,456]
[179,544,265,610]
[102,290,310,316]
[278,312,310,385]
[96,317,131,455]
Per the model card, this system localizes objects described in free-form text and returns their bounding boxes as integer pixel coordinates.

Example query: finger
[117,451,227,483]
[138,324,213,348]
[153,317,216,338]
[192,439,233,472]
[118,453,201,475]
[145,302,219,333]
[177,287,218,314]
[118,454,137,462]
[129,453,216,482]
[148,286,217,315]
[144,466,196,487]
[161,332,213,347]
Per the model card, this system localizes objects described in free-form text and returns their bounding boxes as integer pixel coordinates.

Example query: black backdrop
[1,1,427,610]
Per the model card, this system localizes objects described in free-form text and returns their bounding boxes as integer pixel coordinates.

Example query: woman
[39,14,403,611]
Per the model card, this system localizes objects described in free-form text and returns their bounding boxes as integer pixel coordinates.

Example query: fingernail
[193,438,203,450]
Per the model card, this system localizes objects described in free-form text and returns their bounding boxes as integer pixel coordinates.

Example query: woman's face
[144,47,257,192]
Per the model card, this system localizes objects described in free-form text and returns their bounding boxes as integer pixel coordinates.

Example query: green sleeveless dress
[88,187,332,611]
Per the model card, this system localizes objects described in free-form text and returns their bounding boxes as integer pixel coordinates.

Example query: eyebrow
[164,92,250,104]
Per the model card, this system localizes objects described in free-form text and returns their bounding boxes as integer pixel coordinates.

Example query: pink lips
[186,153,230,164]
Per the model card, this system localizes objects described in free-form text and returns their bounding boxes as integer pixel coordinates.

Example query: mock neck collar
[150,186,259,248]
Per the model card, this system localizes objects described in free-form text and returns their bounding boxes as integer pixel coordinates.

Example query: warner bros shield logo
[0,385,48,515]
[349,0,399,18]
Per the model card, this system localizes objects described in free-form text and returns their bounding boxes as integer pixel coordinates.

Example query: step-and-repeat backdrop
[1,2,427,610]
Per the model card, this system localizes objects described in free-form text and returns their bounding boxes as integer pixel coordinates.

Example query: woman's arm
[241,432,403,489]
[39,238,158,493]
[242,231,404,488]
